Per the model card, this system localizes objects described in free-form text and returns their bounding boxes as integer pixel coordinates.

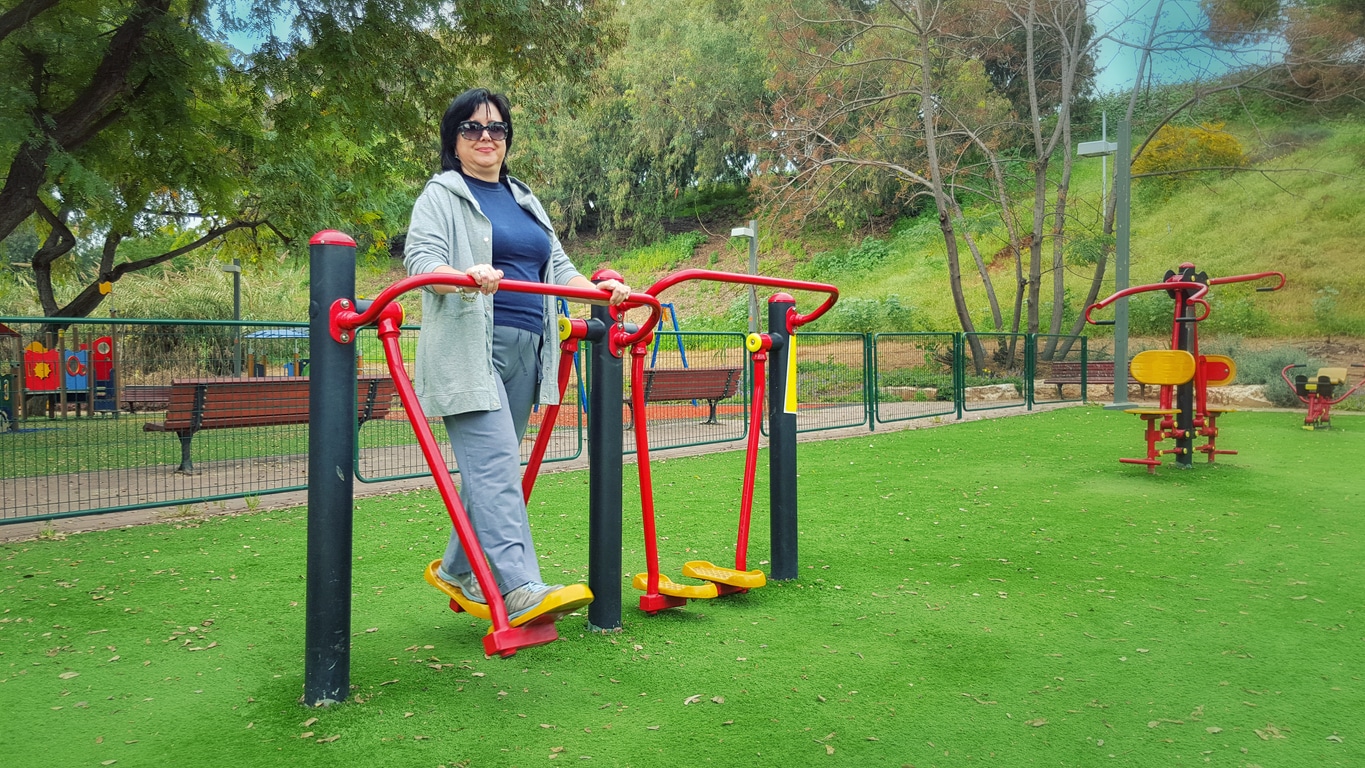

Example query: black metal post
[585,293,624,631]
[767,294,798,580]
[304,231,358,706]
[1174,270,1197,469]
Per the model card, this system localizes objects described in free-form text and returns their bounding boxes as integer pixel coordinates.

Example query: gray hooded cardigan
[403,171,584,417]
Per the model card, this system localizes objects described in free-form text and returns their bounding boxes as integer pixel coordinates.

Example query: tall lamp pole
[730,220,759,333]
[1078,119,1133,409]
[221,259,242,377]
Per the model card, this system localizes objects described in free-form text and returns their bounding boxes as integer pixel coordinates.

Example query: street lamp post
[730,220,759,333]
[1078,118,1134,409]
[221,259,242,377]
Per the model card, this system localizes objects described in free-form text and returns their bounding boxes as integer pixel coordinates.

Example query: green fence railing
[0,316,1094,524]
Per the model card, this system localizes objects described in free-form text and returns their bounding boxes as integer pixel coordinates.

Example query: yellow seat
[632,571,719,599]
[1317,367,1348,385]
[1129,349,1196,386]
[1124,408,1178,416]
[682,560,767,589]
[1202,354,1237,387]
[424,560,593,627]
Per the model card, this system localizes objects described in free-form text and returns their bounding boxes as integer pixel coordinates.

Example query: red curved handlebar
[1208,271,1285,290]
[1084,280,1211,325]
[334,273,662,346]
[643,269,839,329]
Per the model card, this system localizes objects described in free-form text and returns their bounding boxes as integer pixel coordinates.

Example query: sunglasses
[457,120,510,142]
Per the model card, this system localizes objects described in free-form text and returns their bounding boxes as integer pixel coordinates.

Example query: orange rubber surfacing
[423,560,593,628]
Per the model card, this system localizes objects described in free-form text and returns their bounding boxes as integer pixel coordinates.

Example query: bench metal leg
[702,400,719,425]
[176,432,195,474]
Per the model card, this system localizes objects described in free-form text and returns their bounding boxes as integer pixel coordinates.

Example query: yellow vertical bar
[784,331,797,414]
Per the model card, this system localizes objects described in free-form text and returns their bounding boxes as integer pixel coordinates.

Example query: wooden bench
[144,376,397,472]
[623,366,743,428]
[1042,360,1143,398]
[121,385,172,413]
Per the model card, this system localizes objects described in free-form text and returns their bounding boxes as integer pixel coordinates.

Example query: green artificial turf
[2,407,1362,767]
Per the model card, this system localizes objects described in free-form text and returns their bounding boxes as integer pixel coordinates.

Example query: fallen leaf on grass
[302,717,318,727]
[1206,727,1222,734]
[413,735,429,741]
[379,679,399,686]
[711,696,725,704]
[646,726,660,731]
[59,671,79,680]
[825,744,835,755]
[300,732,314,739]
[1327,734,1344,743]
[101,762,116,766]
[683,695,702,705]
[722,720,734,726]
[316,735,340,744]
[403,712,413,718]
[1026,719,1047,727]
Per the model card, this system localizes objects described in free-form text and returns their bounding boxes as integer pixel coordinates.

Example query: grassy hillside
[775,117,1365,338]
[4,119,1362,342]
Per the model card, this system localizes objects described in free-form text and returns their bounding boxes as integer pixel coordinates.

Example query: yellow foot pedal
[682,561,766,590]
[425,559,489,617]
[500,584,593,628]
[632,572,719,599]
[425,560,592,627]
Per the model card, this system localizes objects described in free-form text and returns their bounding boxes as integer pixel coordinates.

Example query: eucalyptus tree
[0,0,616,317]
[515,0,769,242]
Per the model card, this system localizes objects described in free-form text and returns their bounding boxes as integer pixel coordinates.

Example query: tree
[0,0,617,317]
[1056,0,1365,353]
[513,0,768,242]
[763,0,1001,370]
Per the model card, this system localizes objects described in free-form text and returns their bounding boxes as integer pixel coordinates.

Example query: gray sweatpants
[440,325,543,593]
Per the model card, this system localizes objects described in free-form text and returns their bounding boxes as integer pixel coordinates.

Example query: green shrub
[1233,346,1327,407]
[807,294,921,334]
[795,236,893,281]
[1205,293,1272,335]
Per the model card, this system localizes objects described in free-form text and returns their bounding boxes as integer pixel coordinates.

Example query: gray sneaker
[503,580,564,620]
[437,566,485,604]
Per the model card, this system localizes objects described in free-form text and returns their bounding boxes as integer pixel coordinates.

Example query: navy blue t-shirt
[463,174,551,336]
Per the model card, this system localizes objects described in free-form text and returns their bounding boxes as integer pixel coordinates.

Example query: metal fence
[0,315,1090,524]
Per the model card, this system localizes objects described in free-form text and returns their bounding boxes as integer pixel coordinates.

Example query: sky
[1090,0,1280,94]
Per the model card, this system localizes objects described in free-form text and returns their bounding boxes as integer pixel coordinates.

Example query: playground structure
[1280,363,1365,430]
[309,231,837,706]
[1086,263,1284,472]
[628,270,837,613]
[17,330,118,418]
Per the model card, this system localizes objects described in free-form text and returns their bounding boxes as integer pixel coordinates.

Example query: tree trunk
[0,0,169,244]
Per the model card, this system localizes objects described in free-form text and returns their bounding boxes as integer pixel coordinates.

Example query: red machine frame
[1086,264,1284,472]
[332,271,662,657]
[626,270,838,614]
[1279,363,1365,430]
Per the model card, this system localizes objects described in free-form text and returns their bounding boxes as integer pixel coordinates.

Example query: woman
[404,88,630,621]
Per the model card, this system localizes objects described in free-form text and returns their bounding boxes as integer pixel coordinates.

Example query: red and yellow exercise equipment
[1086,264,1284,473]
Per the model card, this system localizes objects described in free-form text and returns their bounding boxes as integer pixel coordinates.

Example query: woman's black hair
[439,88,513,180]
